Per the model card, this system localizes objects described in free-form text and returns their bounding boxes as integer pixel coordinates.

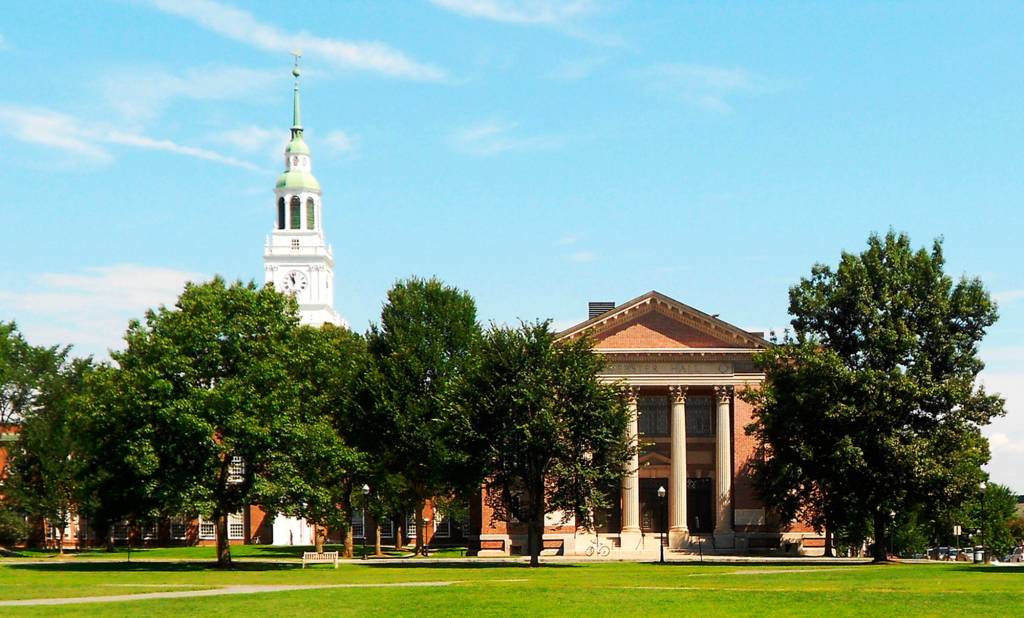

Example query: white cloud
[451,120,561,156]
[0,105,111,161]
[546,56,606,81]
[430,0,595,25]
[979,372,1024,491]
[102,65,279,125]
[570,250,598,263]
[558,232,582,246]
[430,0,621,46]
[639,63,768,113]
[0,103,262,171]
[106,131,262,171]
[994,289,1024,305]
[0,265,207,358]
[323,130,358,155]
[147,0,447,81]
[0,34,7,50]
[217,125,282,154]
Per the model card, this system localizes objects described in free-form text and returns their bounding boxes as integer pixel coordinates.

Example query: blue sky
[0,1,1022,488]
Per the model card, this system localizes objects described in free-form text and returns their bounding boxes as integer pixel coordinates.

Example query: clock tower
[264,55,344,327]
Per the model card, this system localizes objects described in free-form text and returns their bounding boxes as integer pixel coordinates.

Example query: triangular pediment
[557,291,769,350]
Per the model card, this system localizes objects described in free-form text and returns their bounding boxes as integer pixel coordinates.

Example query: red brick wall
[594,310,739,349]
[732,389,761,511]
[248,505,269,544]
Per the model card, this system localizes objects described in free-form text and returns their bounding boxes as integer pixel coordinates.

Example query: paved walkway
[0,581,460,607]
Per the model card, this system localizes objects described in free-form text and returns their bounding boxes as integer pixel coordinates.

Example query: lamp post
[657,485,667,564]
[361,484,370,560]
[979,481,987,564]
[889,510,896,559]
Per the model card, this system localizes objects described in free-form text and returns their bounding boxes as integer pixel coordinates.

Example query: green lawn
[0,552,1020,616]
[3,543,468,561]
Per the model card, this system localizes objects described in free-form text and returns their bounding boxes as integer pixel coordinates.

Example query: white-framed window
[406,515,417,537]
[46,521,70,541]
[227,456,245,484]
[142,523,158,540]
[112,521,130,541]
[199,518,216,540]
[351,509,365,539]
[228,512,245,540]
[169,518,187,540]
[379,519,394,539]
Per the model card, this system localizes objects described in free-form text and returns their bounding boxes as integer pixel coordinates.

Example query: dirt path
[0,581,460,607]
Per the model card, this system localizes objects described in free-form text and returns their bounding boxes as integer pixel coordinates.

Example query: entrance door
[687,478,713,533]
[639,478,668,534]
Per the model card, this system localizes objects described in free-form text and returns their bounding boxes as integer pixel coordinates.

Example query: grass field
[0,550,1021,616]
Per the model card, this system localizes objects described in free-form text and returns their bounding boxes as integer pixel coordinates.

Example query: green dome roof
[285,136,310,155]
[276,169,320,191]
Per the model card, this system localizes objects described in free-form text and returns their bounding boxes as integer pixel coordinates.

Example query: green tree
[5,348,92,553]
[747,232,1004,562]
[465,321,631,567]
[971,482,1019,559]
[72,363,166,550]
[360,277,482,555]
[1,322,63,426]
[263,324,369,556]
[742,341,870,557]
[93,277,303,566]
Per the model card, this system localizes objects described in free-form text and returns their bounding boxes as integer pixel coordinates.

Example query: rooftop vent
[588,301,616,319]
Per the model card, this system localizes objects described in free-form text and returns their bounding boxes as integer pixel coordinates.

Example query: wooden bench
[302,551,339,568]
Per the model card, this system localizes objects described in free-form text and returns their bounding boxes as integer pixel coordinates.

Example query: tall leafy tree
[72,363,165,550]
[94,277,303,566]
[6,350,92,553]
[0,322,61,426]
[742,341,869,556]
[359,277,482,555]
[970,482,1019,559]
[465,321,631,567]
[746,232,1004,561]
[263,324,368,556]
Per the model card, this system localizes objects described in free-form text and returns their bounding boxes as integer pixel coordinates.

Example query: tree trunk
[871,511,887,563]
[823,526,834,558]
[313,524,326,554]
[344,525,354,559]
[415,498,425,557]
[216,513,231,567]
[395,522,404,551]
[528,475,546,568]
[57,527,65,555]
[375,524,383,557]
[528,511,543,568]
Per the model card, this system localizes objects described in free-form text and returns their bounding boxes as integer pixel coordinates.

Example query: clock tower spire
[263,53,344,327]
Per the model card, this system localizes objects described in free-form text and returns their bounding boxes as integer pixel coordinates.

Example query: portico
[556,291,769,551]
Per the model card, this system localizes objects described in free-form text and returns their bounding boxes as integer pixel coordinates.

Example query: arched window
[277,197,285,230]
[290,195,301,229]
[306,197,315,229]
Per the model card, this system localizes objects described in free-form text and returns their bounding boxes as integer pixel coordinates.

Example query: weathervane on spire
[290,50,303,135]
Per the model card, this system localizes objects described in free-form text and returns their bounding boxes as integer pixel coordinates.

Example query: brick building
[470,291,819,556]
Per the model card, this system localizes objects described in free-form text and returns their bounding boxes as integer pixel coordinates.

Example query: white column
[669,385,688,548]
[620,387,641,543]
[714,386,734,545]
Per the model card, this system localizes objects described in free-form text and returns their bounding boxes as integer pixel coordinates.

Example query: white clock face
[280,270,308,294]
